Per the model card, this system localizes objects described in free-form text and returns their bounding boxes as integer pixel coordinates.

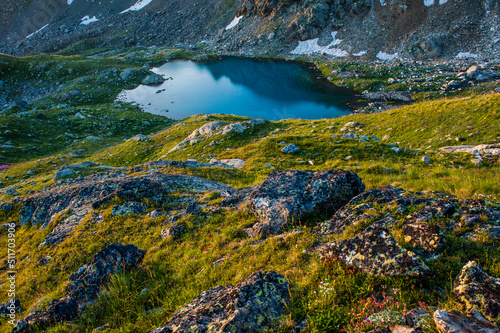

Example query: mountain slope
[1,0,499,61]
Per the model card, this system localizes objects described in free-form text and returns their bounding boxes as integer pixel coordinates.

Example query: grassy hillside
[0,52,499,333]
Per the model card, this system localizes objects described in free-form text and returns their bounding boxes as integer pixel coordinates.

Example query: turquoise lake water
[117,57,354,120]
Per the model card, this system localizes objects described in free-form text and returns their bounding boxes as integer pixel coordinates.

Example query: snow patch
[67,0,74,4]
[353,51,367,57]
[423,0,435,6]
[456,52,478,59]
[80,15,99,25]
[376,51,398,61]
[291,31,348,57]
[225,16,243,30]
[379,0,387,6]
[120,0,154,14]
[439,0,448,4]
[26,24,49,39]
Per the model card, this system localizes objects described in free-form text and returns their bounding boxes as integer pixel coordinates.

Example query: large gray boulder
[148,271,290,333]
[249,169,365,232]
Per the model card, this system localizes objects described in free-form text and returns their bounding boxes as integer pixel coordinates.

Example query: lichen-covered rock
[310,226,431,277]
[147,271,290,333]
[249,169,365,232]
[454,261,500,320]
[402,222,444,253]
[19,173,233,246]
[317,186,500,239]
[433,309,500,333]
[14,243,146,332]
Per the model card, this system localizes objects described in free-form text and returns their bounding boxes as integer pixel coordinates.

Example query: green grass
[0,51,499,332]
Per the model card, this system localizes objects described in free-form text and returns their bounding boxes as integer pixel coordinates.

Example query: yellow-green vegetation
[0,52,499,332]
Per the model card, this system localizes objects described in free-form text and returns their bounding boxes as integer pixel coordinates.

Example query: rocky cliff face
[1,0,499,60]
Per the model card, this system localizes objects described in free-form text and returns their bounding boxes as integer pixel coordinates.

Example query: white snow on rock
[456,52,478,59]
[376,51,398,61]
[26,24,49,38]
[120,0,154,14]
[225,16,243,30]
[423,0,434,6]
[353,51,367,57]
[291,31,348,57]
[67,0,74,4]
[80,15,99,25]
[439,0,448,4]
[379,0,387,6]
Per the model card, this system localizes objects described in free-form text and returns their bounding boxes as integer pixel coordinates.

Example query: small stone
[422,156,431,164]
[161,223,185,239]
[382,135,391,141]
[281,143,299,154]
[471,158,482,166]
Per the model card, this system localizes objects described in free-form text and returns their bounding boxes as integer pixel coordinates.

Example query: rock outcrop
[148,271,290,333]
[317,186,500,243]
[454,261,500,321]
[14,243,146,332]
[249,169,365,232]
[19,172,234,246]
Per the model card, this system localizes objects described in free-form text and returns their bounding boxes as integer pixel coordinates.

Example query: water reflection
[117,57,354,120]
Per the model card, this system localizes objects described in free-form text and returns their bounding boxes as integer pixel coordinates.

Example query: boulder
[120,68,139,81]
[317,186,500,237]
[249,169,365,232]
[454,261,500,320]
[0,297,21,315]
[14,244,146,332]
[160,223,185,239]
[210,158,246,168]
[141,74,165,85]
[14,100,29,110]
[433,309,500,333]
[128,134,151,142]
[310,226,431,277]
[147,271,290,333]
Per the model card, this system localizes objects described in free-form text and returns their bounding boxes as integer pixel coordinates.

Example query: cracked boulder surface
[148,271,290,333]
[454,261,500,321]
[18,172,234,246]
[13,243,146,332]
[309,226,431,277]
[249,169,365,232]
